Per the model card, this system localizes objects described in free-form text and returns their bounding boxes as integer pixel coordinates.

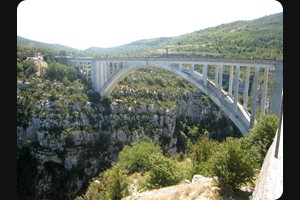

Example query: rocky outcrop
[17,89,238,200]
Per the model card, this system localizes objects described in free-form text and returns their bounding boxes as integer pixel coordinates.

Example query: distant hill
[17,12,283,59]
[85,12,283,59]
[85,37,171,53]
[17,36,78,51]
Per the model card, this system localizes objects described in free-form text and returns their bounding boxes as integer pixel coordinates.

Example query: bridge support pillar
[214,65,219,85]
[229,65,234,96]
[93,61,100,93]
[117,62,120,72]
[104,62,108,83]
[233,65,240,113]
[218,65,223,97]
[203,64,208,86]
[250,67,260,127]
[271,61,283,116]
[100,62,105,89]
[243,66,250,110]
[191,64,194,78]
[260,67,269,116]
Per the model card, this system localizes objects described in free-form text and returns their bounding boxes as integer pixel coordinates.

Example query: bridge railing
[93,57,280,65]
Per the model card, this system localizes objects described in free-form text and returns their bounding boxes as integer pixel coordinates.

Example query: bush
[118,140,163,173]
[76,163,129,200]
[207,137,255,193]
[146,154,181,189]
[244,114,279,166]
[176,158,194,181]
[104,164,130,200]
[191,135,219,176]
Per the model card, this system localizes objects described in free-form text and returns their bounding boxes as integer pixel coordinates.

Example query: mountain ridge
[17,35,79,51]
[17,12,283,59]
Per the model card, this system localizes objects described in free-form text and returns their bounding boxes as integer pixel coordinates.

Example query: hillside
[86,37,171,53]
[85,12,283,59]
[17,35,78,51]
[17,12,282,59]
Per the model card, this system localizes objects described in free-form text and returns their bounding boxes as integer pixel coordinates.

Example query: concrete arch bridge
[66,57,283,135]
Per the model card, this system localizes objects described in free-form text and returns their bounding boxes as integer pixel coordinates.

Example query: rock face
[191,174,214,183]
[17,89,238,200]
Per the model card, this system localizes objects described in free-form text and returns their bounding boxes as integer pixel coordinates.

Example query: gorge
[17,66,242,200]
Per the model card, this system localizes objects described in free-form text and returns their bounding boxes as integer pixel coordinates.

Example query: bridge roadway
[67,57,283,135]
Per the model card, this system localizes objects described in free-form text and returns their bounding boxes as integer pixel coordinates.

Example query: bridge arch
[68,57,283,136]
[99,62,249,135]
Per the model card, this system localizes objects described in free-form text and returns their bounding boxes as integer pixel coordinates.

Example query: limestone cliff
[17,71,240,200]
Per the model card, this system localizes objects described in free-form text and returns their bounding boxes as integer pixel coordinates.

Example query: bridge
[65,57,283,135]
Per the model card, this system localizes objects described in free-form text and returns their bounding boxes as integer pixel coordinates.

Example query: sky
[17,0,283,50]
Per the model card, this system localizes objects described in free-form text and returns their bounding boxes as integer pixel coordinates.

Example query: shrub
[118,140,163,173]
[191,135,219,176]
[207,137,254,193]
[244,114,279,166]
[104,163,130,200]
[75,163,129,200]
[146,154,181,189]
[176,158,194,181]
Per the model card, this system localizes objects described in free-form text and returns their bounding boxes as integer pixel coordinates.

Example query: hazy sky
[17,0,283,50]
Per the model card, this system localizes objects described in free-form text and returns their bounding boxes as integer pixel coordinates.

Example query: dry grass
[123,176,256,200]
[122,178,219,200]
[123,172,258,200]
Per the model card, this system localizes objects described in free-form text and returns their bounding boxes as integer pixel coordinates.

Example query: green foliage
[87,91,101,104]
[118,140,163,173]
[146,154,182,189]
[75,180,105,200]
[191,134,219,176]
[104,164,130,200]
[176,158,194,181]
[100,97,112,115]
[175,116,201,153]
[76,163,129,200]
[45,62,78,83]
[17,58,38,77]
[244,114,279,166]
[207,137,255,193]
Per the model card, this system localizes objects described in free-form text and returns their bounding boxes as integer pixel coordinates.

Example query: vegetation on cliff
[17,49,241,200]
[76,114,279,199]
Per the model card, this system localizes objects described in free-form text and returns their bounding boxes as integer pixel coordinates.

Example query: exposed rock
[191,174,213,183]
[17,87,237,200]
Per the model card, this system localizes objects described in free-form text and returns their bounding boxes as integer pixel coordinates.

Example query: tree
[244,114,279,166]
[104,163,129,200]
[118,140,163,173]
[207,137,255,193]
[146,154,181,189]
[59,50,67,57]
[76,163,129,200]
[23,59,38,76]
[191,134,218,175]
[45,62,78,83]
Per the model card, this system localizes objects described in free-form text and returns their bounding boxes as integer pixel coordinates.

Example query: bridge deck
[66,57,283,135]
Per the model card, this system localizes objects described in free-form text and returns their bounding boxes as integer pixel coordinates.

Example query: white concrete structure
[68,57,283,135]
